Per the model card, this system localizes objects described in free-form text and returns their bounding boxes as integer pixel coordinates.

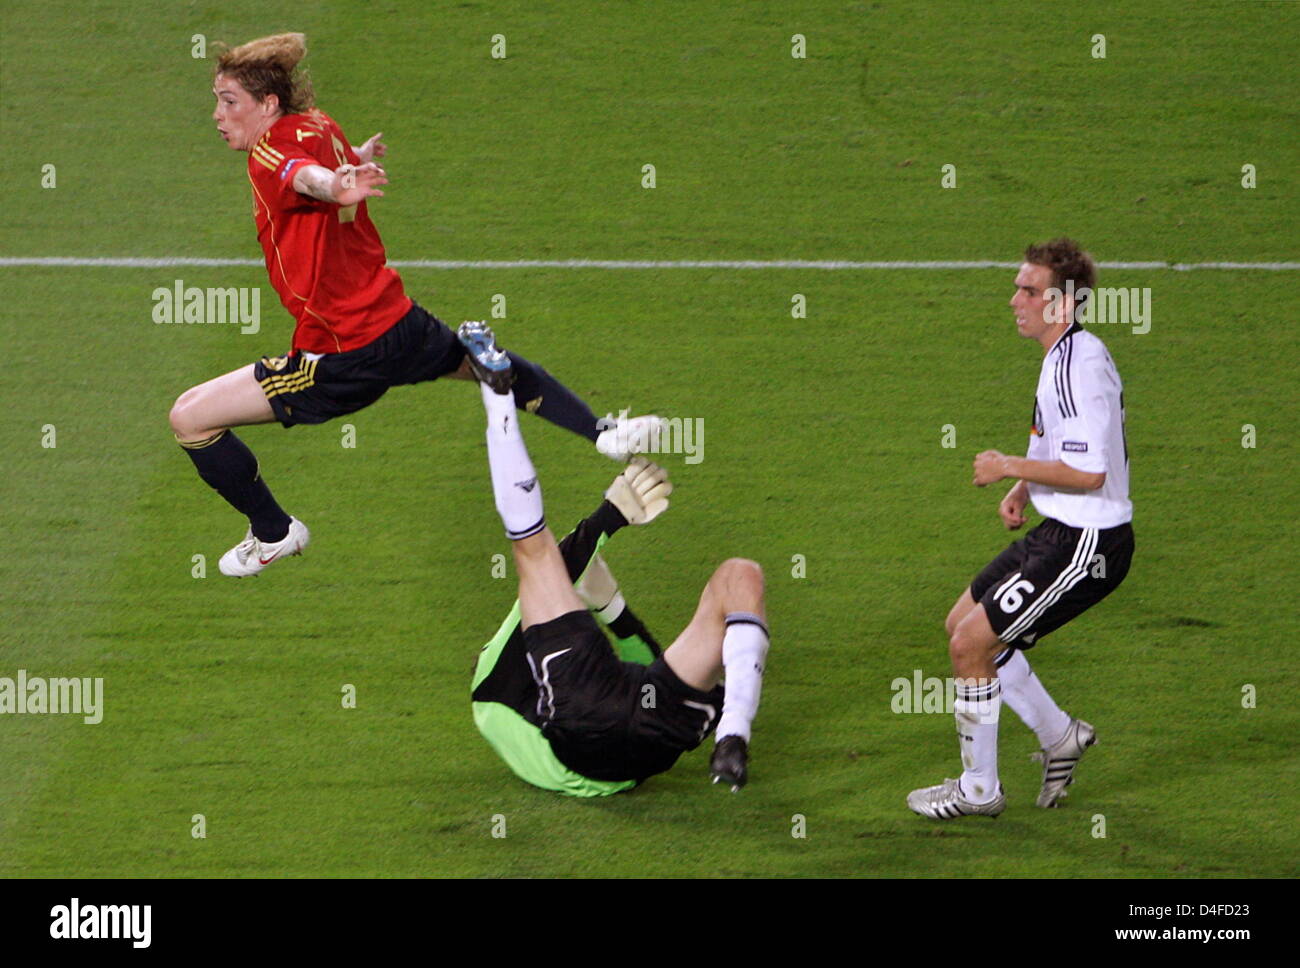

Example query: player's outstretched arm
[546,458,672,586]
[292,161,387,206]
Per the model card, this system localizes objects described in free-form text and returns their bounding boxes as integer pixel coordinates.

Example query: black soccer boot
[710,735,749,792]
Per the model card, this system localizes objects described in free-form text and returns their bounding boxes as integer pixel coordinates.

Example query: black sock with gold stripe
[504,351,599,442]
[179,431,292,542]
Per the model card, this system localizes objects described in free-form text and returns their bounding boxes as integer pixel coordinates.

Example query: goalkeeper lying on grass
[461,322,770,796]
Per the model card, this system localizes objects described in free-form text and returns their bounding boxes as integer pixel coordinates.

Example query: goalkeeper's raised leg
[464,323,771,793]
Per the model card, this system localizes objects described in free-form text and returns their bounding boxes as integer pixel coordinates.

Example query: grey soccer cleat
[907,778,1006,819]
[457,320,514,394]
[1031,717,1096,808]
[710,735,749,792]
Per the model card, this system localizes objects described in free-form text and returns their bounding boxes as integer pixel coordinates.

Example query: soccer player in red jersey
[171,33,656,576]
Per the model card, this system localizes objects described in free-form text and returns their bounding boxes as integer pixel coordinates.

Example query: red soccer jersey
[246,109,411,353]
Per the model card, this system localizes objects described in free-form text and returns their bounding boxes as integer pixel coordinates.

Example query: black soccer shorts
[970,517,1134,649]
[522,610,725,783]
[253,301,465,427]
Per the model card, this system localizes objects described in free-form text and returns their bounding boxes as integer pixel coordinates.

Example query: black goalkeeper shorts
[253,301,465,427]
[523,610,725,783]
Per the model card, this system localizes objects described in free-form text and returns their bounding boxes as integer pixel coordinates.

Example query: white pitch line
[1169,261,1300,271]
[0,257,1297,270]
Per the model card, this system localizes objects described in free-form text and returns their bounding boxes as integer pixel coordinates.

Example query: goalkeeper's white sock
[716,613,769,742]
[481,383,545,539]
[996,648,1070,749]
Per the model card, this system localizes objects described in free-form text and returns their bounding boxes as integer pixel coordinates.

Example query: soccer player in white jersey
[909,238,1135,820]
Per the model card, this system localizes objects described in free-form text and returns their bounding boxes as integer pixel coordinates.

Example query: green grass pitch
[0,0,1296,877]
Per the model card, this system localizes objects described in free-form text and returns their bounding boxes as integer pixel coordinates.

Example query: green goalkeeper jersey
[472,601,638,797]
[470,516,661,798]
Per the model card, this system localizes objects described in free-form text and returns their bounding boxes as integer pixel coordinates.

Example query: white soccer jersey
[1025,323,1133,528]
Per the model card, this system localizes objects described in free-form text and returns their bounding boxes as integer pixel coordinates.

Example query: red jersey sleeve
[247,124,332,214]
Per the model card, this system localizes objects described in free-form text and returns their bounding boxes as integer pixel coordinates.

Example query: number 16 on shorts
[994,573,1035,614]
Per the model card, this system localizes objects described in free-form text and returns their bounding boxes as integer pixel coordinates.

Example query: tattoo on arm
[293,164,336,203]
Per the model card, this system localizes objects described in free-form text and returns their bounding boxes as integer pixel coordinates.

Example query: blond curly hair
[213,32,314,114]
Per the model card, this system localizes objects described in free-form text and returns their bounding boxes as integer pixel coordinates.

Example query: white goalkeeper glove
[605,457,672,525]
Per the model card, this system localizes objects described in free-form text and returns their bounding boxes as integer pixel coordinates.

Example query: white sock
[996,649,1070,749]
[576,554,624,621]
[593,592,626,625]
[715,613,769,743]
[955,677,1001,804]
[480,383,545,539]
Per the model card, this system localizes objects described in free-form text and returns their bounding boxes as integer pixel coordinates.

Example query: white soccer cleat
[218,517,310,577]
[1031,717,1097,807]
[907,778,1006,819]
[595,414,667,462]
